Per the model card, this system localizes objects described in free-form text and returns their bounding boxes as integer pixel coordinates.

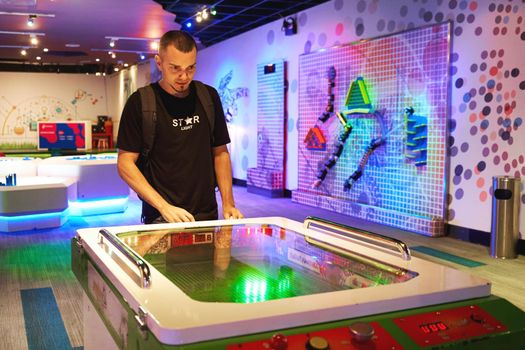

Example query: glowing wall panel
[247,60,286,197]
[293,23,450,236]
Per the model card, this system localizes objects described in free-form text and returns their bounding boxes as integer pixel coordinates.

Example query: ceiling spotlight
[281,16,297,36]
[124,63,129,67]
[109,39,115,47]
[114,67,119,72]
[43,47,48,52]
[185,21,192,28]
[36,56,41,60]
[95,58,100,62]
[202,9,208,20]
[196,12,202,23]
[30,36,38,45]
[108,51,113,55]
[139,53,146,60]
[150,41,159,50]
[21,49,27,56]
[27,15,36,27]
[111,53,116,59]
[210,8,217,16]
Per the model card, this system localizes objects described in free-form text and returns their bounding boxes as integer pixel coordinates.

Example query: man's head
[155,31,197,97]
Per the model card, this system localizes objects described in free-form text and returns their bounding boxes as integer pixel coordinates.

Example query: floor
[1,185,524,349]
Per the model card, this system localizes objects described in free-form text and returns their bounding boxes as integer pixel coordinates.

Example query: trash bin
[490,176,521,259]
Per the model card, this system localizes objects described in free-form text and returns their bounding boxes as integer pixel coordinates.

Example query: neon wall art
[293,23,450,236]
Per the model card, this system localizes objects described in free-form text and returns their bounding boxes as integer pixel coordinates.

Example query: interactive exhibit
[294,22,449,237]
[72,217,525,349]
[247,60,287,197]
[0,153,127,232]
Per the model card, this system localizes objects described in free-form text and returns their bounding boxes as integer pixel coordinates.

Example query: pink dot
[480,191,488,202]
[522,167,525,175]
[469,1,478,11]
[335,23,344,36]
[514,171,521,178]
[519,155,524,164]
[476,177,485,188]
[512,159,518,168]
[490,66,498,76]
[502,151,508,160]
[504,163,511,172]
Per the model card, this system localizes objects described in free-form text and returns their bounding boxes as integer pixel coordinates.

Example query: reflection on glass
[118,224,417,303]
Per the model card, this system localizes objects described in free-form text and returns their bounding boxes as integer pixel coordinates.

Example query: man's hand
[159,204,195,222]
[223,206,244,220]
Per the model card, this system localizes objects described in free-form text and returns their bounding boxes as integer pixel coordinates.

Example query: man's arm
[213,145,243,219]
[117,150,195,222]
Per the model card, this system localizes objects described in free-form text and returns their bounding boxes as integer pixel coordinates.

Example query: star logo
[185,117,193,125]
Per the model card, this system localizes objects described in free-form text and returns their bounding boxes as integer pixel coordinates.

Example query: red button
[270,333,288,350]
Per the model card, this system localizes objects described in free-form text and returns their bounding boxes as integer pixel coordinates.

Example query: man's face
[156,44,197,95]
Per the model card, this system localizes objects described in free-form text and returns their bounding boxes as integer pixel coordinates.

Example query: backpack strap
[194,80,215,144]
[138,85,157,158]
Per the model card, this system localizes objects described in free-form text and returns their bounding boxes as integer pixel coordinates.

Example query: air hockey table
[72,217,525,349]
[38,153,129,216]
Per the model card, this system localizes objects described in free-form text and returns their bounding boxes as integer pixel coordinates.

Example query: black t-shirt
[117,81,230,222]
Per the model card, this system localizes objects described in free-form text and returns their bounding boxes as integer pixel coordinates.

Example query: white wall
[0,72,107,148]
[195,0,525,235]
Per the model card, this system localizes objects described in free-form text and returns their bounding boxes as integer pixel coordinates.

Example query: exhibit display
[72,217,525,349]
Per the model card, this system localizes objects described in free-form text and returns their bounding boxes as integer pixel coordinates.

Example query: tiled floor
[1,185,524,349]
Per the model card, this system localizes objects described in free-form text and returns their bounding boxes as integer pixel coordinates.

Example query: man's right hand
[159,204,195,222]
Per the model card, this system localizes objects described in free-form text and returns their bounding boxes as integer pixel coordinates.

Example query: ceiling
[154,0,330,47]
[0,0,329,74]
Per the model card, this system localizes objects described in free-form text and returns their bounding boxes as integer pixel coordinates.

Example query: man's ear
[154,54,161,69]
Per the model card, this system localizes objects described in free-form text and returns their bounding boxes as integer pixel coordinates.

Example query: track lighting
[27,14,36,27]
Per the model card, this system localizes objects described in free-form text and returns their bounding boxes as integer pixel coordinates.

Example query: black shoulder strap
[194,80,215,144]
[138,85,157,158]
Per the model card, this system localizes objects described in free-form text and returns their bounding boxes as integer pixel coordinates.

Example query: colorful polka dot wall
[196,0,524,236]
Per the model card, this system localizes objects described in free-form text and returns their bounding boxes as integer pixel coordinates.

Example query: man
[117,30,243,223]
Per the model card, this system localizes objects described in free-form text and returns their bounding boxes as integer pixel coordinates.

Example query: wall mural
[217,70,249,122]
[0,92,102,150]
[293,22,450,236]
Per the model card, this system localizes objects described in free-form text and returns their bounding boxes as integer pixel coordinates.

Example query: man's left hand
[223,206,244,220]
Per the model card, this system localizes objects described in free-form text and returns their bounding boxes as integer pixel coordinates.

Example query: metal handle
[99,228,151,288]
[304,217,411,261]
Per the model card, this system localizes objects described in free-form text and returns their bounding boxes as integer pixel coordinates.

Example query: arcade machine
[72,217,525,349]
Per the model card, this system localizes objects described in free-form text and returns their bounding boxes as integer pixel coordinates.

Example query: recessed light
[65,43,80,48]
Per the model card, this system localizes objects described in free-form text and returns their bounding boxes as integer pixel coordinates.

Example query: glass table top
[118,224,417,303]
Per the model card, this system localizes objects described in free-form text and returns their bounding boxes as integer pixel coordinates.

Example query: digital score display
[419,321,448,334]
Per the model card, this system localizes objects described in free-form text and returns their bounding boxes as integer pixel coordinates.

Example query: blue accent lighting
[186,21,192,28]
[68,197,128,216]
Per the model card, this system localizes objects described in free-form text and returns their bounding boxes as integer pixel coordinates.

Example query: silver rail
[99,228,151,288]
[304,216,411,261]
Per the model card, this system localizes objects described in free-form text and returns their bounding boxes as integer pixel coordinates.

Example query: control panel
[227,305,510,349]
[226,322,403,349]
[393,304,507,347]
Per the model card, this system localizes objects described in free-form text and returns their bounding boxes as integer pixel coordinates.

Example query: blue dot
[241,156,249,171]
[487,79,496,88]
[290,79,297,93]
[455,165,464,176]
[464,169,472,180]
[481,135,488,144]
[477,161,486,172]
[455,188,464,199]
[503,118,512,127]
[451,66,458,75]
[450,146,458,157]
[460,142,469,152]
[459,103,467,112]
[480,120,489,129]
[453,175,462,185]
[304,40,312,54]
[463,92,471,102]
[451,52,459,62]
[514,118,523,127]
[455,78,464,88]
[449,119,457,132]
[449,135,455,146]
